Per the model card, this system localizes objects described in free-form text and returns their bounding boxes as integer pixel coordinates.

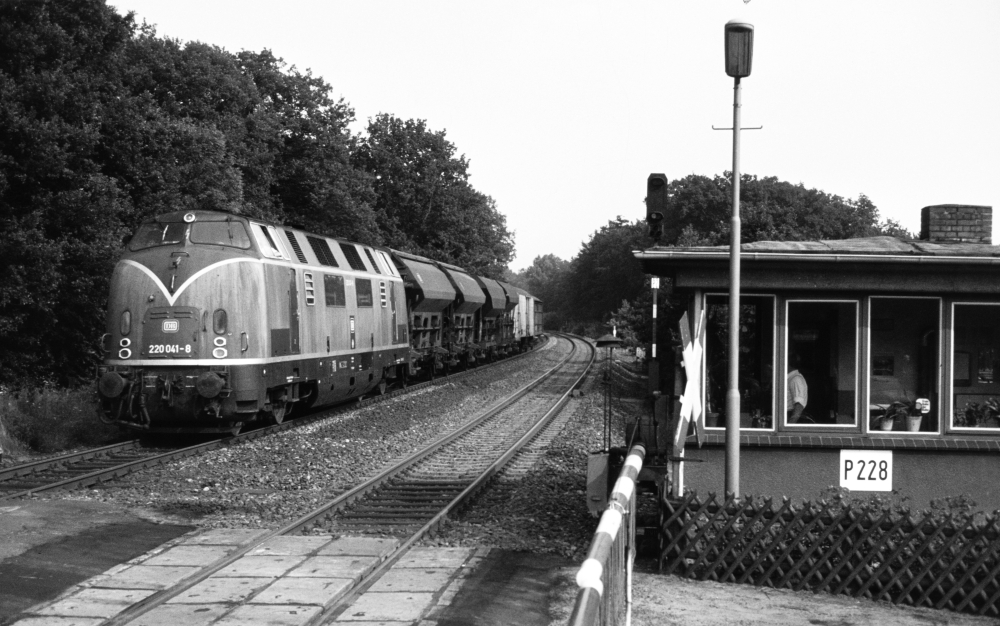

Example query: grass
[0,384,123,460]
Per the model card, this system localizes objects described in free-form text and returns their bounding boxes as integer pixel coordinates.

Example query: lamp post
[723,19,753,498]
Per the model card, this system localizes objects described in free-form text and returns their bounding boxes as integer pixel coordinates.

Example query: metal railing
[569,443,646,626]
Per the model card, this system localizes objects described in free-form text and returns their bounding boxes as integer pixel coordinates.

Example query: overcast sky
[109,0,999,270]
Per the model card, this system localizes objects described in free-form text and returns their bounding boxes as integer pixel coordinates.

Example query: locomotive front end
[97,210,265,433]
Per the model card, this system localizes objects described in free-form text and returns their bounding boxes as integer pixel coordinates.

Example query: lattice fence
[659,490,1000,617]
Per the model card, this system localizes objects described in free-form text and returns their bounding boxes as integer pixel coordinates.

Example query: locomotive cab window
[129,222,188,251]
[356,279,373,308]
[189,221,251,249]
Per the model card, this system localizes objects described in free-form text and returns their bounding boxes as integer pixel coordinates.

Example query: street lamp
[723,19,753,498]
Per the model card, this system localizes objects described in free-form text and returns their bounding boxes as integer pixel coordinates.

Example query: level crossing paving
[8,528,566,625]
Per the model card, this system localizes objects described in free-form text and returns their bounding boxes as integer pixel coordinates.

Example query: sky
[109,0,999,271]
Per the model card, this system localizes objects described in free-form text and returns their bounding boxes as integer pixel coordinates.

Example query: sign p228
[839,450,892,492]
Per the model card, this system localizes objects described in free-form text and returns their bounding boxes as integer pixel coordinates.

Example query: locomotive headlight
[118,348,132,359]
[212,347,228,359]
[213,309,228,334]
[213,337,227,347]
[120,310,131,336]
[120,338,131,347]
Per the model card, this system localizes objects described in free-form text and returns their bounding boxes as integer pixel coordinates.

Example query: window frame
[782,298,861,430]
[949,301,1000,433]
[701,293,778,432]
[323,274,346,308]
[356,278,374,308]
[866,296,942,436]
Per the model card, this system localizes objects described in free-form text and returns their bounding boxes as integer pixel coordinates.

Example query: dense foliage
[0,0,513,386]
[518,173,912,341]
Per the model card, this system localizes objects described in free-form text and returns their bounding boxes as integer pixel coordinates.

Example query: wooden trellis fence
[659,490,1000,617]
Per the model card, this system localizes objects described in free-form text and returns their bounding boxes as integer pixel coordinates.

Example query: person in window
[787,353,809,423]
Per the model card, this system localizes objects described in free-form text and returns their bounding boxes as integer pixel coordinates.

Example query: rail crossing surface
[8,527,562,625]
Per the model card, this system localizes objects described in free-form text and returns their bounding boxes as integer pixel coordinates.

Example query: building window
[952,304,1000,430]
[704,295,775,430]
[868,298,939,433]
[785,301,858,427]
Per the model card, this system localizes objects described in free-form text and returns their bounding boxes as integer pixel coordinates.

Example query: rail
[570,443,645,626]
[1,337,550,499]
[98,333,592,626]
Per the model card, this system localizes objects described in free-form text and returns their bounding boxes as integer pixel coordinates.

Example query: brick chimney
[920,204,992,245]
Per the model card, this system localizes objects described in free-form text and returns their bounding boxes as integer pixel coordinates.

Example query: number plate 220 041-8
[839,450,892,492]
[147,344,192,356]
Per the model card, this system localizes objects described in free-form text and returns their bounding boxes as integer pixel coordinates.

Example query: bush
[0,384,122,457]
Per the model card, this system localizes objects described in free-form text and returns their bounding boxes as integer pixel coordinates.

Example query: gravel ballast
[46,342,590,533]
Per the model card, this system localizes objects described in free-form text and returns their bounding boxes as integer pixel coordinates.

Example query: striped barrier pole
[569,443,646,626]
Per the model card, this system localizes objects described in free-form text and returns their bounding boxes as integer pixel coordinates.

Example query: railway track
[0,340,547,501]
[96,333,593,626]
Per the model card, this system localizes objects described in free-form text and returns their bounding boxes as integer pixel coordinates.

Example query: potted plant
[957,399,1000,428]
[872,408,897,431]
[873,398,924,432]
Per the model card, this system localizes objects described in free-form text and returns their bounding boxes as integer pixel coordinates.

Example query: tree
[562,218,648,325]
[511,254,570,328]
[659,173,913,246]
[237,50,380,244]
[354,115,514,277]
[0,0,134,385]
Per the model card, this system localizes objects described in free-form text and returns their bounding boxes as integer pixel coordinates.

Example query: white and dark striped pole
[570,444,645,626]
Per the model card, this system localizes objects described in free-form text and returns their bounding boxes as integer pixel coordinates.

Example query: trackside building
[635,204,1000,510]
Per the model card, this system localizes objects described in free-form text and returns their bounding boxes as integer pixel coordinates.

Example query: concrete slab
[167,576,274,604]
[286,556,379,580]
[213,603,322,626]
[181,528,269,546]
[251,577,353,606]
[317,537,398,557]
[334,592,435,622]
[127,603,231,626]
[11,617,105,626]
[393,547,473,569]
[250,536,334,556]
[366,568,453,593]
[33,587,156,619]
[214,555,307,578]
[141,545,232,567]
[434,578,466,607]
[0,505,191,622]
[90,565,200,590]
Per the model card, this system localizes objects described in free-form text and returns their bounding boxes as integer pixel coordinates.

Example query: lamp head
[724,20,754,78]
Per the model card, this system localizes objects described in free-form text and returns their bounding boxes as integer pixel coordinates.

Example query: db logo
[162,320,179,333]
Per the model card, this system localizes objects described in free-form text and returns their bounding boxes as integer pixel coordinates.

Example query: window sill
[693,432,1000,451]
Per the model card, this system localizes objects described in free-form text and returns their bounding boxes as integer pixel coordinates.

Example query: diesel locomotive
[96,209,540,434]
